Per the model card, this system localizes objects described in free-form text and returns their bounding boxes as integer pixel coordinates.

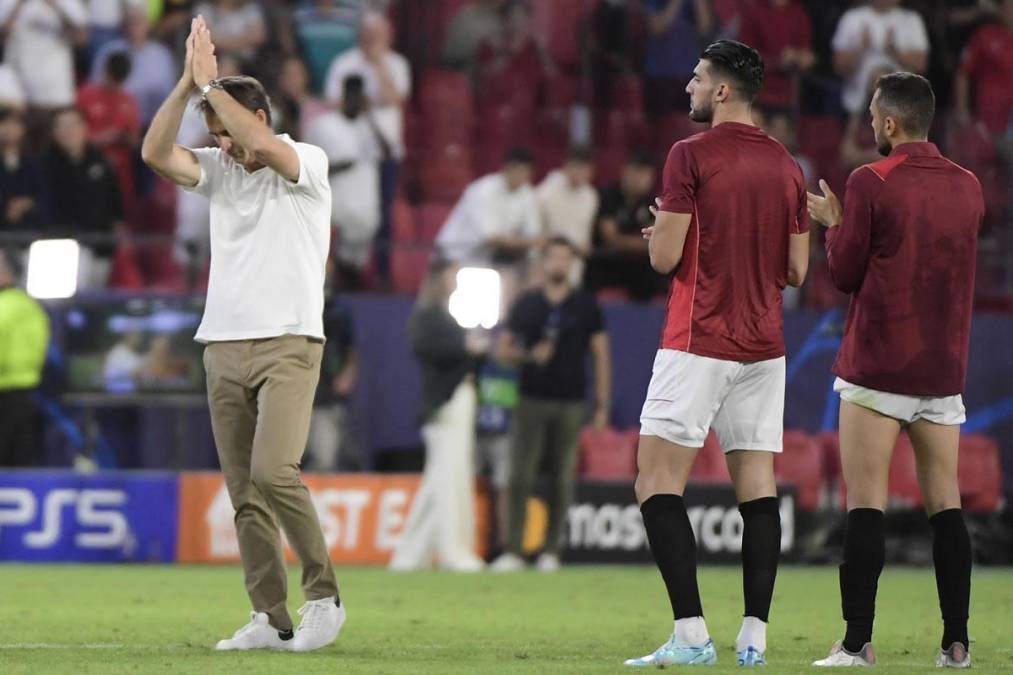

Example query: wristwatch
[200,79,224,101]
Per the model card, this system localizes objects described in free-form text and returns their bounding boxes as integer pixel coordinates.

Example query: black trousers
[0,389,40,466]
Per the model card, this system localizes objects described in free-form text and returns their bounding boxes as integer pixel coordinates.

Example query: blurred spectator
[0,64,26,111]
[87,0,128,56]
[588,0,637,107]
[760,110,815,186]
[584,151,663,301]
[475,0,554,111]
[0,247,49,467]
[535,145,598,281]
[272,55,328,141]
[390,258,488,572]
[193,0,266,65]
[739,0,814,111]
[305,75,384,290]
[91,3,177,125]
[832,0,929,114]
[293,0,362,94]
[955,0,1013,136]
[306,291,359,472]
[491,237,610,573]
[0,0,87,127]
[324,11,410,282]
[435,147,541,266]
[45,107,125,289]
[443,0,503,72]
[840,67,895,170]
[643,0,714,117]
[77,51,142,205]
[0,107,50,230]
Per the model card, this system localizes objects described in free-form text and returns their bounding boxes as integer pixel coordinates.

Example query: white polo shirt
[185,135,331,343]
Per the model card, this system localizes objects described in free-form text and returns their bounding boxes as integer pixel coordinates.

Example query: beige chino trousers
[204,334,339,631]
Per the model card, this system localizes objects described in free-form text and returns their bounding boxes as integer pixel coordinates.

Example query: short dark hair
[543,235,576,254]
[503,146,533,166]
[626,149,656,168]
[566,144,594,164]
[874,72,935,138]
[198,76,272,125]
[106,51,132,84]
[700,40,764,103]
[343,75,365,97]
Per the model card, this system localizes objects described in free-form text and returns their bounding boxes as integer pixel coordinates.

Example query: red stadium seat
[419,142,474,203]
[609,74,644,116]
[593,145,626,188]
[958,434,1003,512]
[579,426,637,481]
[108,241,144,290]
[817,430,843,485]
[531,0,596,68]
[391,199,415,243]
[774,431,825,512]
[390,245,430,294]
[415,202,455,244]
[888,433,922,508]
[654,113,706,157]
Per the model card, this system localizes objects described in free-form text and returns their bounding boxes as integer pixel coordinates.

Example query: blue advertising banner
[0,471,178,562]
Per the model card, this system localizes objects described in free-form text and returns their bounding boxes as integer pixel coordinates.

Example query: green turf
[0,565,1011,673]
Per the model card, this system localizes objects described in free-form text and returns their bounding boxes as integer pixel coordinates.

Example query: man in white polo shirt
[141,16,343,653]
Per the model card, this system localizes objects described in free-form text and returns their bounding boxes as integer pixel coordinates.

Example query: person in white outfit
[390,258,488,572]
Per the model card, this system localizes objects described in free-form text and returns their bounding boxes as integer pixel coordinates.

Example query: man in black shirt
[45,106,125,290]
[491,237,611,572]
[306,297,358,471]
[0,107,50,231]
[584,151,664,301]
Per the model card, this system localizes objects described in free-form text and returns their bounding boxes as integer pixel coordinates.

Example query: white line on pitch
[0,643,192,651]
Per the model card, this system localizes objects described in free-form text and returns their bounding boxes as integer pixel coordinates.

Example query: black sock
[641,494,704,619]
[840,508,885,653]
[930,508,971,651]
[739,496,781,622]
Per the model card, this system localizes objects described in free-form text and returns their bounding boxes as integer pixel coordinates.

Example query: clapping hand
[191,15,219,89]
[806,180,842,228]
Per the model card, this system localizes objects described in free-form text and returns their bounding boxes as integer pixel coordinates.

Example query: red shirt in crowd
[658,122,809,361]
[960,22,1013,136]
[826,143,983,396]
[76,84,141,201]
[740,0,812,109]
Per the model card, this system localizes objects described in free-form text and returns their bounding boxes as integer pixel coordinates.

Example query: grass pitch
[0,565,1011,673]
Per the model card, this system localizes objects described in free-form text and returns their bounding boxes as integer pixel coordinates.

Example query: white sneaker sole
[291,605,346,653]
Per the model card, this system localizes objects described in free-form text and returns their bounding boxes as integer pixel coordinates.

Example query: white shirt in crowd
[304,110,381,269]
[536,170,599,253]
[832,5,929,113]
[183,135,331,342]
[0,64,25,109]
[88,0,125,29]
[0,0,87,107]
[323,47,411,158]
[436,172,541,264]
[194,0,265,61]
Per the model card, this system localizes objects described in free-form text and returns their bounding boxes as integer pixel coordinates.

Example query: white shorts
[640,349,785,453]
[833,378,966,426]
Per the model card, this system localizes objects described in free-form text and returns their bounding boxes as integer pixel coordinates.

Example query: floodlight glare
[26,239,80,299]
[449,267,501,329]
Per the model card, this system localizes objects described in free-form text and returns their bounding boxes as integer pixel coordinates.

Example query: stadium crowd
[0,0,1009,306]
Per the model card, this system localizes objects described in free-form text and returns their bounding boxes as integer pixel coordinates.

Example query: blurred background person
[0,107,50,231]
[45,106,125,290]
[535,145,598,283]
[0,247,49,467]
[475,0,554,112]
[272,55,327,141]
[77,51,142,207]
[588,0,637,108]
[435,147,541,266]
[324,11,410,285]
[491,237,611,573]
[584,151,662,301]
[740,0,814,114]
[0,0,87,136]
[390,258,487,572]
[90,3,177,128]
[305,75,383,290]
[954,0,1013,137]
[192,0,265,68]
[643,0,714,119]
[443,0,503,73]
[832,0,929,116]
[306,288,358,472]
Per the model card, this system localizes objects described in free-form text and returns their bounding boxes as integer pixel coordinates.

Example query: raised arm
[141,22,201,187]
[191,17,300,182]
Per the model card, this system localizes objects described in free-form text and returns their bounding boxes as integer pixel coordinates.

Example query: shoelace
[295,601,329,634]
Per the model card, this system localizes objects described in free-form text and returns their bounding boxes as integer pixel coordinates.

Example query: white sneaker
[490,552,526,572]
[535,553,560,573]
[291,597,345,652]
[215,611,293,651]
[441,555,486,573]
[936,642,971,668]
[813,640,876,666]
